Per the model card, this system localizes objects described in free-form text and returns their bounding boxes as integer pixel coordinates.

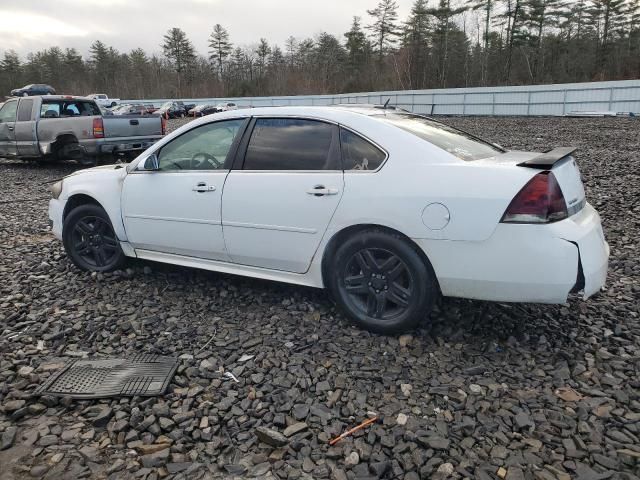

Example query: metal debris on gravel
[0,116,638,479]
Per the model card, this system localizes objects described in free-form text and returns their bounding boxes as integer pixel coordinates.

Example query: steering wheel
[191,152,223,170]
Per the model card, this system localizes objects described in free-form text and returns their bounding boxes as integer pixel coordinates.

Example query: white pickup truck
[87,94,120,108]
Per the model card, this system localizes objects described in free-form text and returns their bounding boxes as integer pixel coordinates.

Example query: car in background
[11,84,56,97]
[156,101,188,118]
[112,104,155,116]
[47,105,608,333]
[189,104,218,117]
[216,102,238,112]
[87,94,120,108]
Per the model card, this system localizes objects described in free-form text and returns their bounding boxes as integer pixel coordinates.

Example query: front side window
[244,118,338,170]
[157,119,245,171]
[340,128,386,171]
[0,101,18,123]
[381,113,503,161]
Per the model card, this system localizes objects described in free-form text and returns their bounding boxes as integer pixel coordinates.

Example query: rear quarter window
[340,128,386,171]
[382,114,503,161]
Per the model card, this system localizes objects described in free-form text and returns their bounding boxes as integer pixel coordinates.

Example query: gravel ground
[0,116,639,480]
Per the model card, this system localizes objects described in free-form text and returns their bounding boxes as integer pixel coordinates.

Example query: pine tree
[162,27,196,96]
[208,24,232,80]
[467,0,494,84]
[1,51,22,90]
[403,0,431,88]
[428,0,468,87]
[345,17,371,79]
[367,0,400,65]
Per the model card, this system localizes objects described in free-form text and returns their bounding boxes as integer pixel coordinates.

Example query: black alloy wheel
[63,204,125,272]
[328,229,437,333]
[343,248,414,320]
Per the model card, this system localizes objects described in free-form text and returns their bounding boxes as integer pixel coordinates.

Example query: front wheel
[327,229,438,334]
[63,204,125,272]
[22,92,28,97]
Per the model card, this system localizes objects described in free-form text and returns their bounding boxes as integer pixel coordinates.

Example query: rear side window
[41,100,100,118]
[244,118,338,170]
[340,128,386,171]
[381,113,502,161]
[0,101,18,123]
[17,99,34,121]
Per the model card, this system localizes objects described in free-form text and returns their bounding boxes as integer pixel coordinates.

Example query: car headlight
[50,180,63,199]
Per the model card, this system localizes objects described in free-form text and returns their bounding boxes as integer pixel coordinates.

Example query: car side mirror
[143,153,159,171]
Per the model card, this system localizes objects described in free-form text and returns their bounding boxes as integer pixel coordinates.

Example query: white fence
[124,79,640,116]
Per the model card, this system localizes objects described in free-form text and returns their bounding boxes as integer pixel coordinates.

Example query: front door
[15,98,38,156]
[222,117,344,273]
[122,118,248,260]
[0,100,18,157]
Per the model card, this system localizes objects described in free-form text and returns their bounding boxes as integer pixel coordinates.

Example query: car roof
[38,95,92,100]
[208,104,413,122]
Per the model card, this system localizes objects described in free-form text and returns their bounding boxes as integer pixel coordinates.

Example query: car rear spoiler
[517,147,577,169]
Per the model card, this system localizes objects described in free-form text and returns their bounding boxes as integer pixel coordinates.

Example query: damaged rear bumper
[556,204,609,299]
[413,202,609,304]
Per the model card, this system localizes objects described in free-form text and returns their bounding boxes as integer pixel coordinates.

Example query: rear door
[222,117,344,273]
[15,98,39,156]
[0,100,18,157]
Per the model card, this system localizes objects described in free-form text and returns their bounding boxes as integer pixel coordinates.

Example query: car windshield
[380,113,503,161]
[160,102,172,109]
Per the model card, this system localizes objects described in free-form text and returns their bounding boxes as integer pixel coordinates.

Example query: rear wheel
[63,204,125,272]
[328,229,437,334]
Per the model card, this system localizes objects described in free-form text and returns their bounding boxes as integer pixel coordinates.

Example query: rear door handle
[193,182,216,193]
[307,186,339,196]
[7,125,14,131]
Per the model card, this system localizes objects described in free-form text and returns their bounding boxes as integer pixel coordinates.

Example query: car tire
[63,204,125,272]
[327,229,437,334]
[111,102,116,107]
[22,92,28,97]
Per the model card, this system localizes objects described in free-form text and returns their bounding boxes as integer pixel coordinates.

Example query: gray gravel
[0,116,639,480]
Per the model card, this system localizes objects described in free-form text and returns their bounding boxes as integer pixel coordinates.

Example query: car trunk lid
[478,148,586,217]
[517,148,586,216]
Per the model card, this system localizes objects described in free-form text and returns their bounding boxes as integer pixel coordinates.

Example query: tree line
[1,0,639,100]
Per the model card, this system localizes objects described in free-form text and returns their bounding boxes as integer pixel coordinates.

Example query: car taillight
[501,171,568,224]
[161,115,167,135]
[93,117,104,138]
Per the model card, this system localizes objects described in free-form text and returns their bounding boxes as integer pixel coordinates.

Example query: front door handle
[307,185,339,197]
[193,182,216,193]
[7,125,14,131]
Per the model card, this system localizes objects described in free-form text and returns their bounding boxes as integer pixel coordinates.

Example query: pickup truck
[0,96,165,165]
[87,94,120,108]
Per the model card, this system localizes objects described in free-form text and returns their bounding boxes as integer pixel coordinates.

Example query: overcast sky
[0,0,425,59]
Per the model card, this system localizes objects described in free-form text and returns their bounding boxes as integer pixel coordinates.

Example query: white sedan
[48,106,609,333]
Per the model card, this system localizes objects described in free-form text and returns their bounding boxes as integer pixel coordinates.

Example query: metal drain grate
[36,354,179,399]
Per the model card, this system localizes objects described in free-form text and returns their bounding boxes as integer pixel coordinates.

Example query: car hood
[66,164,127,179]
